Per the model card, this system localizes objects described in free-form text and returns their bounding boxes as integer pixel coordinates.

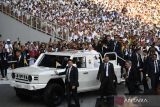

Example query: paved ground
[0,84,127,107]
[0,69,158,107]
[0,69,128,107]
[0,78,127,107]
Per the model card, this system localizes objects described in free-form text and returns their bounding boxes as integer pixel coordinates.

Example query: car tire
[15,88,32,101]
[44,83,64,107]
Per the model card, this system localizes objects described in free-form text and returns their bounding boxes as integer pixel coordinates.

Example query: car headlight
[28,75,32,82]
[12,73,15,79]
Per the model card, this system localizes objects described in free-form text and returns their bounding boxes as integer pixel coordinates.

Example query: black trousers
[100,78,116,97]
[137,67,142,83]
[142,71,149,92]
[0,61,8,78]
[66,83,80,107]
[126,80,137,95]
[150,74,159,91]
[142,78,149,91]
[0,68,7,78]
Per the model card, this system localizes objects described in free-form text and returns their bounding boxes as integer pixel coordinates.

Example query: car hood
[12,66,65,75]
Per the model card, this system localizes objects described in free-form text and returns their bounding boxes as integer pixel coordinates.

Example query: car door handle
[83,72,88,74]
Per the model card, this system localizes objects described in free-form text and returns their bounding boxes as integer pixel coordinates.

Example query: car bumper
[10,81,46,90]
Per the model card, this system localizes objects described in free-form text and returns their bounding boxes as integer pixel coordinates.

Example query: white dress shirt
[67,66,72,81]
[128,67,131,76]
[154,61,159,73]
[105,63,109,77]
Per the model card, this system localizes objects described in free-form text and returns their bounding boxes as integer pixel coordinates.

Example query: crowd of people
[1,0,160,41]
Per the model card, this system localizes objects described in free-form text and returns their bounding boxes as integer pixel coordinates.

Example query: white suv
[10,50,123,107]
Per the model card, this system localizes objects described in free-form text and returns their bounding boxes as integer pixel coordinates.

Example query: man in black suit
[58,59,80,107]
[142,50,149,92]
[125,60,138,95]
[113,36,122,56]
[14,50,25,68]
[147,54,160,91]
[131,48,143,84]
[97,55,117,98]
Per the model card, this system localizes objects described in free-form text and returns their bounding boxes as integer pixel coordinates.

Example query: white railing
[0,3,69,41]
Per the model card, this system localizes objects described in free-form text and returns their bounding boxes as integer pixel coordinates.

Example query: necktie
[66,67,71,82]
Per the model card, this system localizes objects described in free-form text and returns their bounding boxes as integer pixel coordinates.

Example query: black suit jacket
[123,49,132,60]
[97,62,117,83]
[59,66,79,87]
[103,40,114,53]
[131,52,143,68]
[93,43,103,53]
[147,60,160,78]
[15,55,25,68]
[142,56,150,76]
[114,41,122,55]
[126,67,138,84]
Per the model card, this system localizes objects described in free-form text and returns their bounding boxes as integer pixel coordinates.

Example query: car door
[85,55,101,90]
[72,56,91,92]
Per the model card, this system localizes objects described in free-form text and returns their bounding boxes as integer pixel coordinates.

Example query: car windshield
[38,54,70,68]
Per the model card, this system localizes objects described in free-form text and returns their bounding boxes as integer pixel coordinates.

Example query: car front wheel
[44,83,64,107]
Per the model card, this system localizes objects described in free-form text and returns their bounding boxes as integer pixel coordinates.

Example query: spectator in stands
[2,0,160,42]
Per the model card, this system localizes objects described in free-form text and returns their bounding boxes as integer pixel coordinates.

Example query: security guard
[58,59,80,107]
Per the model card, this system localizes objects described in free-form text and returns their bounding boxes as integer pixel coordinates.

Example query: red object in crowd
[29,49,39,58]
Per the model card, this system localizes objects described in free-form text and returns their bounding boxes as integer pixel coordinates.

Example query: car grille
[34,76,38,80]
[15,74,29,81]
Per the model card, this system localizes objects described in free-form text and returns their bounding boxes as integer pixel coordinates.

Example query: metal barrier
[0,3,69,41]
[117,55,126,62]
